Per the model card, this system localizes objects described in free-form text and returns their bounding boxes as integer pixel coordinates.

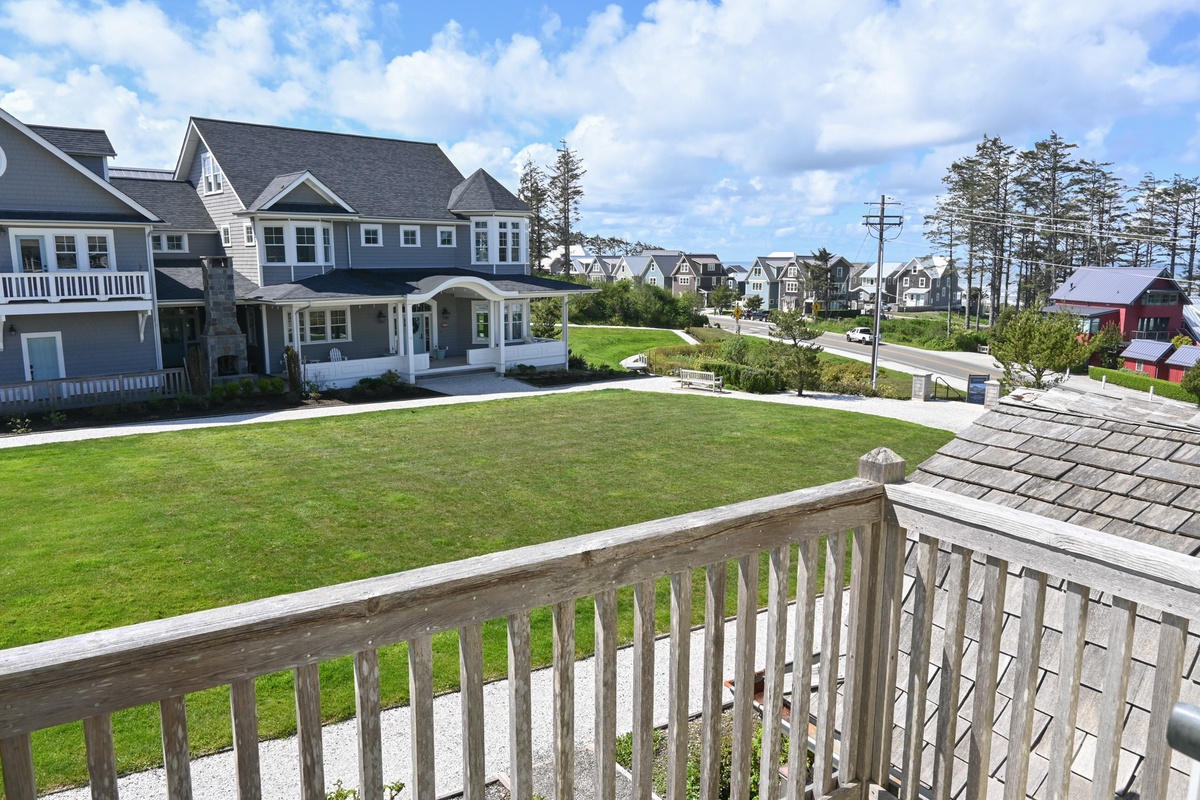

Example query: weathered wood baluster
[786,538,818,800]
[1044,582,1089,800]
[1092,596,1137,797]
[83,713,119,800]
[294,665,324,800]
[701,562,727,800]
[460,622,485,800]
[353,652,383,800]
[1143,612,1190,800]
[595,589,618,800]
[729,553,760,800]
[160,695,193,800]
[408,635,436,800]
[667,570,692,800]
[965,555,1008,800]
[1003,569,1047,800]
[230,678,262,800]
[900,535,938,800]
[932,545,971,800]
[508,612,534,800]
[1,733,37,800]
[759,546,791,800]
[631,580,656,800]
[812,530,846,797]
[554,599,576,800]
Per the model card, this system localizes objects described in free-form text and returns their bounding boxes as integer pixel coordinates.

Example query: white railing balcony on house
[0,271,151,303]
[0,369,188,412]
[1,449,1198,800]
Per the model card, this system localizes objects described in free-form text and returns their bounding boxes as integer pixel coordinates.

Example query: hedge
[1088,367,1198,404]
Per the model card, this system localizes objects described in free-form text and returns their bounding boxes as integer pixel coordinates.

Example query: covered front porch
[251,269,586,388]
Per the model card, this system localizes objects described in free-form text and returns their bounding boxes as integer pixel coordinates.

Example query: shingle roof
[1166,344,1200,368]
[1119,340,1173,361]
[155,265,259,302]
[191,118,490,221]
[247,268,588,302]
[447,169,529,213]
[1048,266,1175,304]
[28,125,117,157]
[110,178,216,231]
[902,387,1200,797]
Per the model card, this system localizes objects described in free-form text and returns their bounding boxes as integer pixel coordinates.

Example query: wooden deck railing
[0,368,188,412]
[0,272,151,303]
[1,449,1198,800]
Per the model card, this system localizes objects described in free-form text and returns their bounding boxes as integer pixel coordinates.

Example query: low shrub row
[1088,367,1198,404]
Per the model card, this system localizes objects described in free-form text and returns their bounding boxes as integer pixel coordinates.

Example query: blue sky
[2,0,1200,265]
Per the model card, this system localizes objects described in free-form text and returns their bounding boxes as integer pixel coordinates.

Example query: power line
[863,196,903,390]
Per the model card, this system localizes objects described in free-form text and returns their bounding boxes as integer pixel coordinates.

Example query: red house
[1119,339,1173,379]
[1048,266,1192,341]
[1166,344,1200,382]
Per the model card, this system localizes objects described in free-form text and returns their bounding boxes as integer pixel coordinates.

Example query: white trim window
[752,267,763,276]
[438,226,456,247]
[919,277,927,288]
[295,226,317,263]
[201,152,223,194]
[323,227,333,263]
[243,225,256,247]
[503,301,527,341]
[471,302,490,344]
[784,281,799,293]
[297,307,350,343]
[263,226,286,263]
[474,221,489,263]
[152,233,189,252]
[497,221,521,262]
[751,282,763,291]
[400,226,420,247]
[787,267,798,277]
[648,276,658,286]
[221,225,231,246]
[679,276,691,286]
[11,229,115,272]
[361,224,383,246]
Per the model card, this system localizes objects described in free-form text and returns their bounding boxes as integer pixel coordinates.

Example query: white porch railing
[0,272,151,303]
[0,368,188,412]
[302,354,410,389]
[466,338,567,369]
[0,449,1197,800]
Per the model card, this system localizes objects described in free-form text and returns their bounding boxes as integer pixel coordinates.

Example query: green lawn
[567,326,687,368]
[0,391,951,792]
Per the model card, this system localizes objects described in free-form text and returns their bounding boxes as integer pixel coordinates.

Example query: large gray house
[0,108,586,396]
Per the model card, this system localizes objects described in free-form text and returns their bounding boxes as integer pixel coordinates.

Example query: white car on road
[846,327,876,344]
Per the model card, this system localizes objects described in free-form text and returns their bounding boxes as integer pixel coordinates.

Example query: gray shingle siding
[0,311,156,383]
[0,118,144,218]
[186,144,248,281]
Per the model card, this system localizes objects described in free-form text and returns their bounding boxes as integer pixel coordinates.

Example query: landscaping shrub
[1089,367,1195,403]
[820,361,873,394]
[695,358,783,393]
[719,334,750,364]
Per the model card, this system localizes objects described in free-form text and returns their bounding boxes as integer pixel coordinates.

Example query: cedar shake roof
[447,169,529,213]
[28,125,117,157]
[896,387,1200,797]
[190,118,486,221]
[110,178,217,231]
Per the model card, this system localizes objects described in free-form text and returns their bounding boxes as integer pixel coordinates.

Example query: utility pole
[862,196,903,389]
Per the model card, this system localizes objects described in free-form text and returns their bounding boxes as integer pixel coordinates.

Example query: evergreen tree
[1075,160,1128,269]
[802,248,835,317]
[990,308,1094,389]
[517,157,550,273]
[769,310,823,396]
[547,140,586,260]
[1014,132,1080,301]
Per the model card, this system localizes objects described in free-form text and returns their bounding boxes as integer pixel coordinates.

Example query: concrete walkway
[0,371,986,452]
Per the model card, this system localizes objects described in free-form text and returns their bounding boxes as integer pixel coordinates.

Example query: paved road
[712,315,998,390]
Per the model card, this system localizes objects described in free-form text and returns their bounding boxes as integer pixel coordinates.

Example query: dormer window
[788,267,798,277]
[201,152,222,195]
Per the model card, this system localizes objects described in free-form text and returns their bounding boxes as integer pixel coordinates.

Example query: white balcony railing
[1,449,1197,800]
[0,271,151,303]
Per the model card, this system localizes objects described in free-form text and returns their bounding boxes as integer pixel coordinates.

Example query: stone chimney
[200,257,248,379]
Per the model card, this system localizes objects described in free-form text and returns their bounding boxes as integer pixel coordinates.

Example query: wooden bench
[678,368,723,393]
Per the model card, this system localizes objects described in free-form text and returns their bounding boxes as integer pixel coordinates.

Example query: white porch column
[561,296,569,359]
[404,302,416,384]
[387,302,397,354]
[498,300,506,375]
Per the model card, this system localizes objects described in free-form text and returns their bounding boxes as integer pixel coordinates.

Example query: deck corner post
[857,448,906,486]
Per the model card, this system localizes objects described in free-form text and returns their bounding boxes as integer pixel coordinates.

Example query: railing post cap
[858,447,907,484]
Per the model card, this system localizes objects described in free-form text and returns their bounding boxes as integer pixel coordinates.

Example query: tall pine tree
[547,140,586,262]
[517,157,549,273]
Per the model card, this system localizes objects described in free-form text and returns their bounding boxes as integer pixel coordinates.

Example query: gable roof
[1166,344,1200,369]
[1119,339,1173,362]
[179,118,478,221]
[247,171,356,214]
[27,125,116,157]
[447,169,529,214]
[110,178,217,231]
[904,386,1200,796]
[1049,266,1185,305]
[0,107,159,223]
